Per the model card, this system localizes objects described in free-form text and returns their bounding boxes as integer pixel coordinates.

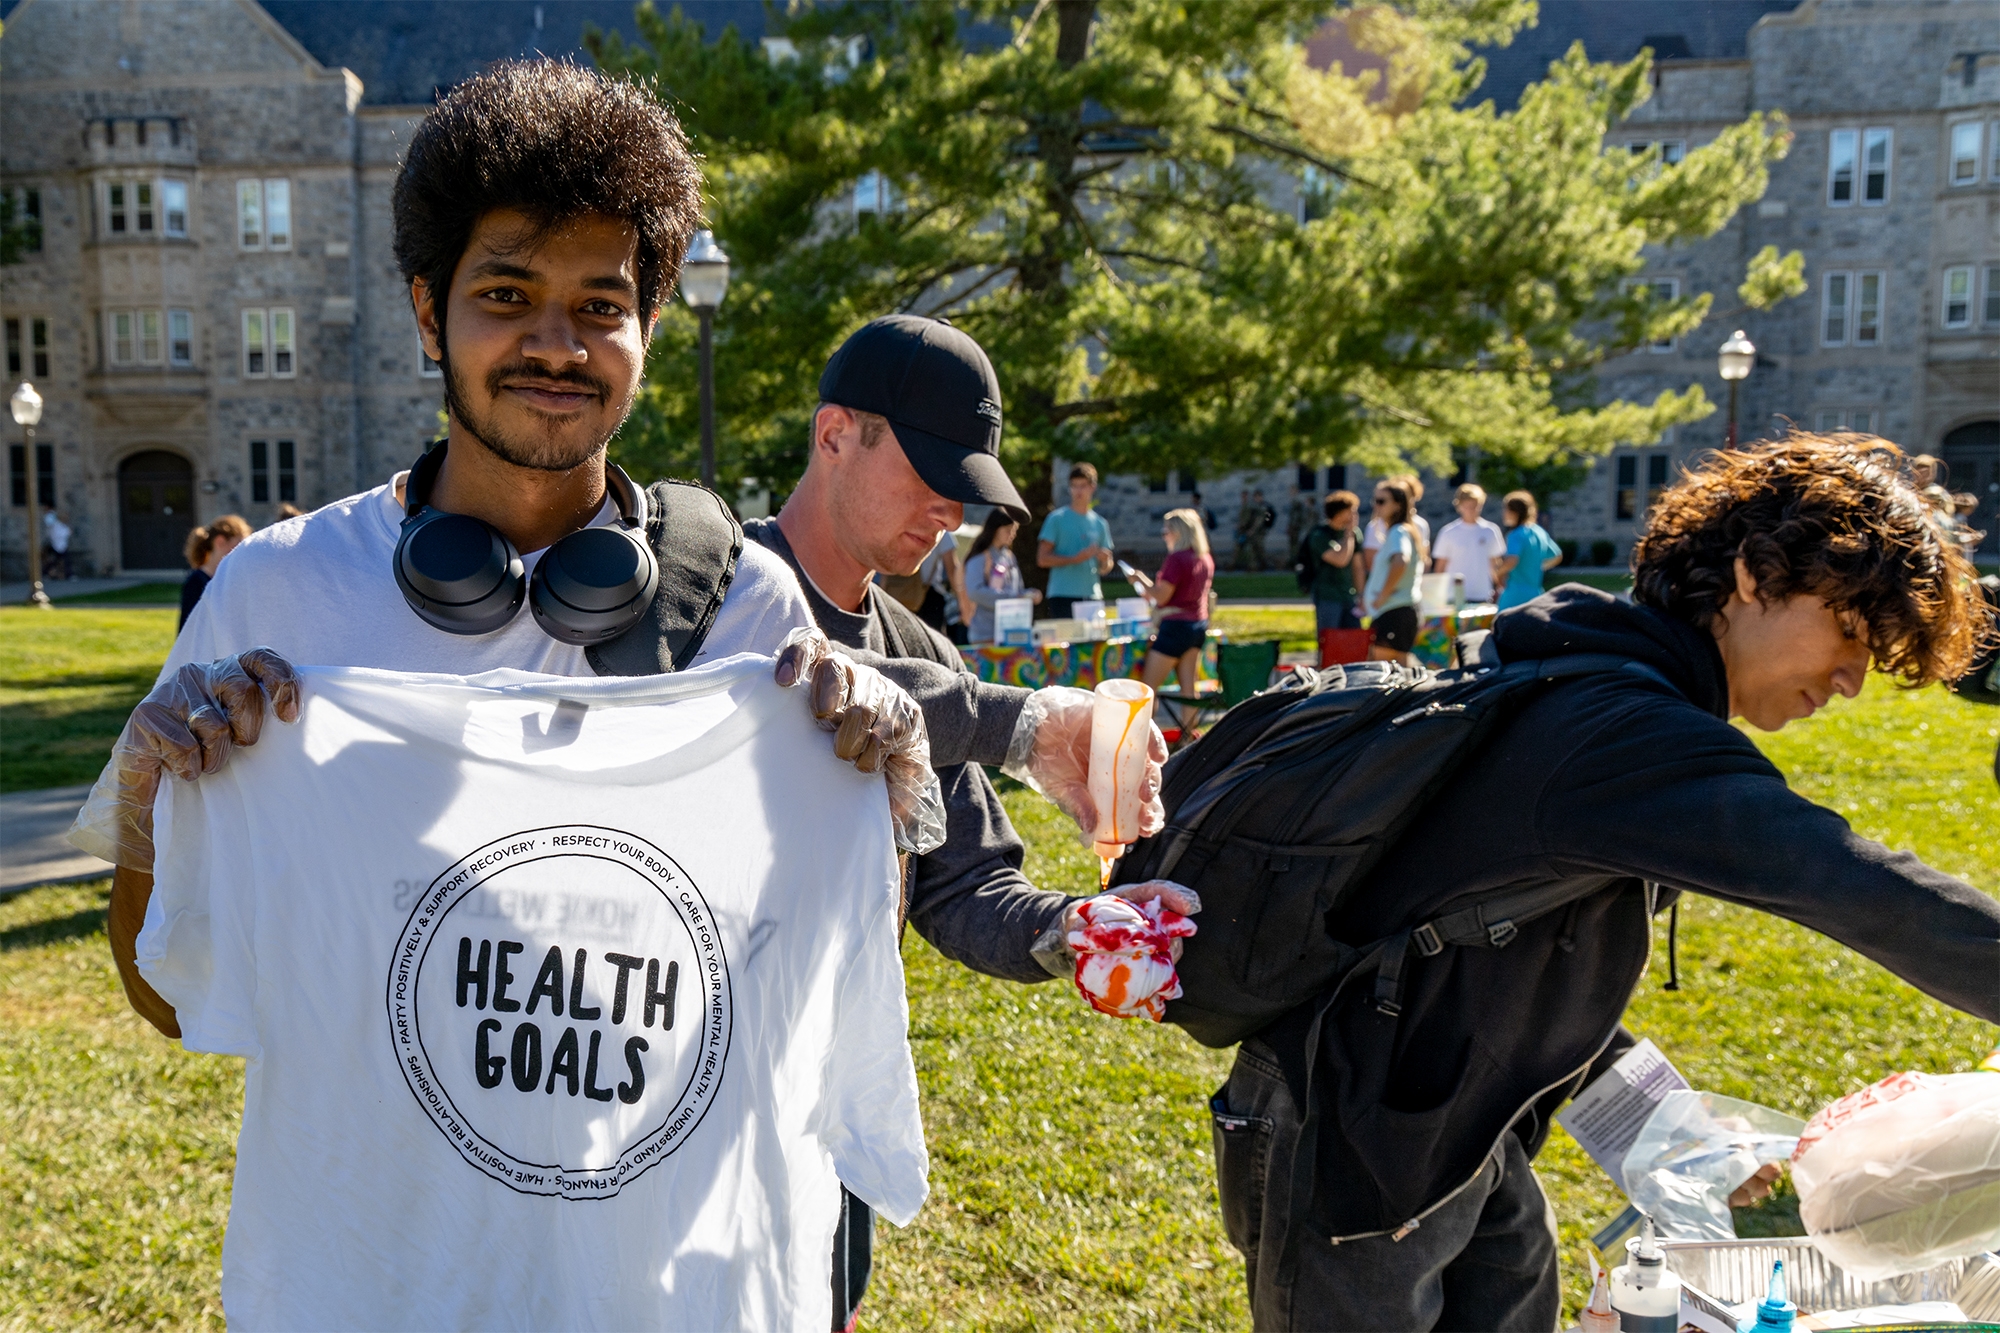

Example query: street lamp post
[1717,329,1755,449]
[10,381,50,610]
[678,230,732,490]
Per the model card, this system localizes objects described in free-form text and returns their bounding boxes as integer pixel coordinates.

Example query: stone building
[0,0,675,577]
[1567,0,2000,562]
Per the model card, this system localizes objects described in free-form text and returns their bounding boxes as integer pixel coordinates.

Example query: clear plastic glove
[68,647,303,871]
[1065,886,1199,1022]
[1001,686,1167,844]
[774,626,946,856]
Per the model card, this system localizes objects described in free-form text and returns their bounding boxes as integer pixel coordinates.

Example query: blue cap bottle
[1739,1260,1797,1333]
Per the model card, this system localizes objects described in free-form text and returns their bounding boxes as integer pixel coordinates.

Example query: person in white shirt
[69,60,946,1328]
[1430,483,1507,603]
[42,509,72,579]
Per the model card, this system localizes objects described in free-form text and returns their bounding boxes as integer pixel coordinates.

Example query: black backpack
[1110,639,1681,1047]
[587,479,743,677]
[1291,531,1318,595]
[1949,575,2000,707]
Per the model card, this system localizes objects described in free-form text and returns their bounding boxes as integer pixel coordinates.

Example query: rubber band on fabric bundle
[1067,894,1197,1022]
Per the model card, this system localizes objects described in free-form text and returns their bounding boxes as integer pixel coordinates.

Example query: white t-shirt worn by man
[1430,516,1507,602]
[166,471,815,682]
[140,660,926,1330]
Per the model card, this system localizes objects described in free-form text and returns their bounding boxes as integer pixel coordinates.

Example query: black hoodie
[1259,585,2000,1239]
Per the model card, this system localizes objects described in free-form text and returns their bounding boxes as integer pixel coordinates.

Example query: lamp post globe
[679,231,732,490]
[1717,330,1755,449]
[11,381,50,609]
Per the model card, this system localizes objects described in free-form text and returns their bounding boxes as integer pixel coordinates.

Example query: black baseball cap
[818,315,1029,522]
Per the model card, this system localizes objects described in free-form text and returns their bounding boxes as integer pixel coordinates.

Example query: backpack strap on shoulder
[586,479,743,677]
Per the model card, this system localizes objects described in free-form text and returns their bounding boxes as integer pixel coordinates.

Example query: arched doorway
[1940,422,1999,557]
[118,450,194,571]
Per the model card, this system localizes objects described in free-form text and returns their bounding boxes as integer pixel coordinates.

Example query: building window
[264,180,291,249]
[420,342,443,379]
[1297,464,1318,490]
[1851,409,1874,433]
[1614,452,1671,520]
[139,309,162,362]
[1984,264,2000,327]
[109,310,136,365]
[854,171,898,217]
[1815,409,1877,433]
[162,180,188,237]
[1622,277,1680,351]
[1299,164,1336,222]
[243,309,266,374]
[134,181,155,232]
[169,309,193,365]
[249,439,297,505]
[242,308,295,376]
[1942,266,1973,329]
[1950,122,1982,186]
[1854,271,1882,346]
[9,188,42,253]
[10,442,56,509]
[1861,129,1891,204]
[107,182,128,233]
[4,317,50,379]
[1991,119,2000,181]
[1822,271,1849,345]
[1827,129,1857,205]
[238,180,262,248]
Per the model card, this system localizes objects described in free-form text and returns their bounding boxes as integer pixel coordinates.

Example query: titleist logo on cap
[975,399,1002,426]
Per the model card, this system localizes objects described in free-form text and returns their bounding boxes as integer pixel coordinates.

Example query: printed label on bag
[386,824,732,1199]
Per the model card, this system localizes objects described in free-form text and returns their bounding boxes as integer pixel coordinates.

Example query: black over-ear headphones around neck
[392,441,660,644]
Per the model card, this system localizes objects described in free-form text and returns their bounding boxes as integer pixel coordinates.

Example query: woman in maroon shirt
[1139,507,1216,714]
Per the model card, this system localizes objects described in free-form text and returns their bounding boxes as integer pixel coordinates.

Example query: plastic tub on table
[1659,1237,1976,1313]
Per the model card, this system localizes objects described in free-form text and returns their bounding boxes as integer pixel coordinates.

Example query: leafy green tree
[592,0,1796,526]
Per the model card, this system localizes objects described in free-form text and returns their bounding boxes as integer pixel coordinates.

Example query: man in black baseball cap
[815,313,1030,526]
[745,316,1184,1330]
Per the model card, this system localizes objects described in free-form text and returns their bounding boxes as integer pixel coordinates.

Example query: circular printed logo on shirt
[386,824,732,1199]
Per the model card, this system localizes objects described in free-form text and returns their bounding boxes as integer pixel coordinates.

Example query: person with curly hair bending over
[1210,433,2000,1333]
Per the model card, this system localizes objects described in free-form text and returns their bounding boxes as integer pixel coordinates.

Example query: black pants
[830,1186,872,1331]
[1211,1041,1560,1332]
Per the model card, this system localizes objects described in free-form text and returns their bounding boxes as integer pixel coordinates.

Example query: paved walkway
[1,784,112,894]
[1,576,150,605]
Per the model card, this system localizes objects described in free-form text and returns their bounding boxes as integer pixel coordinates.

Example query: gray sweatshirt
[744,518,1068,983]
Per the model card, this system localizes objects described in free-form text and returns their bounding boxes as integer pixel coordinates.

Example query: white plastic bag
[1621,1089,1804,1240]
[1790,1070,2000,1280]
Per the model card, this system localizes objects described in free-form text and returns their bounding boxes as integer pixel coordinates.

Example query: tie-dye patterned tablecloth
[959,633,1221,689]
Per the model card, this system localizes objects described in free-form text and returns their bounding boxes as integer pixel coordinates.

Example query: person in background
[274,502,305,521]
[1138,508,1215,718]
[1952,493,1984,550]
[1909,454,1941,491]
[1360,481,1425,663]
[1037,462,1113,618]
[912,528,970,642]
[1306,490,1361,637]
[1190,489,1218,536]
[961,508,1038,644]
[1360,472,1428,590]
[1494,490,1562,611]
[1431,483,1507,604]
[1246,489,1276,571]
[1285,488,1313,563]
[1921,485,1960,544]
[42,509,72,580]
[178,515,252,631]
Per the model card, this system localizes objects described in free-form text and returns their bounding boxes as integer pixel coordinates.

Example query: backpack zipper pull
[1389,701,1468,727]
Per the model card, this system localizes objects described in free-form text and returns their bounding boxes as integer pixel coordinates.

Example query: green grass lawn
[2,613,1995,1328]
[0,608,177,793]
[51,582,185,607]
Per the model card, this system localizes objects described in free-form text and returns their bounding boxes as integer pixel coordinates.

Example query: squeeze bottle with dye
[1738,1261,1796,1333]
[1576,1252,1619,1332]
[1609,1215,1681,1333]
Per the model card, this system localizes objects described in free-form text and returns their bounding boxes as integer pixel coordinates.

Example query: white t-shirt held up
[139,661,926,1331]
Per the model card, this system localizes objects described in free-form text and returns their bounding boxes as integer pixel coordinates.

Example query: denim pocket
[1211,1088,1274,1257]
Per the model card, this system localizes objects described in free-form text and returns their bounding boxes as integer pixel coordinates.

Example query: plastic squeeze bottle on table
[1609,1215,1681,1333]
[1087,678,1156,887]
[1736,1261,1795,1333]
[1574,1251,1619,1332]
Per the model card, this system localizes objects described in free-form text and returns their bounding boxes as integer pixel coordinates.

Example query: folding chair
[1159,639,1282,748]
[1318,627,1373,667]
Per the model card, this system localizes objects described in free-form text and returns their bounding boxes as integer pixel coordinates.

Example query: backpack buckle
[1411,922,1444,957]
[1486,918,1518,948]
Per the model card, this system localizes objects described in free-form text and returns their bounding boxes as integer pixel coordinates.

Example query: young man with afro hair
[1211,434,2000,1332]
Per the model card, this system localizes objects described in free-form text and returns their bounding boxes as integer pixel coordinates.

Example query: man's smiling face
[416,208,649,472]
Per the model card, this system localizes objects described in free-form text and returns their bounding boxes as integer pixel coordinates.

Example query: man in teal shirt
[1038,462,1115,617]
[1496,489,1564,610]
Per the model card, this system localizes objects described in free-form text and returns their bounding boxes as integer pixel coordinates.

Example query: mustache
[484,361,612,403]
